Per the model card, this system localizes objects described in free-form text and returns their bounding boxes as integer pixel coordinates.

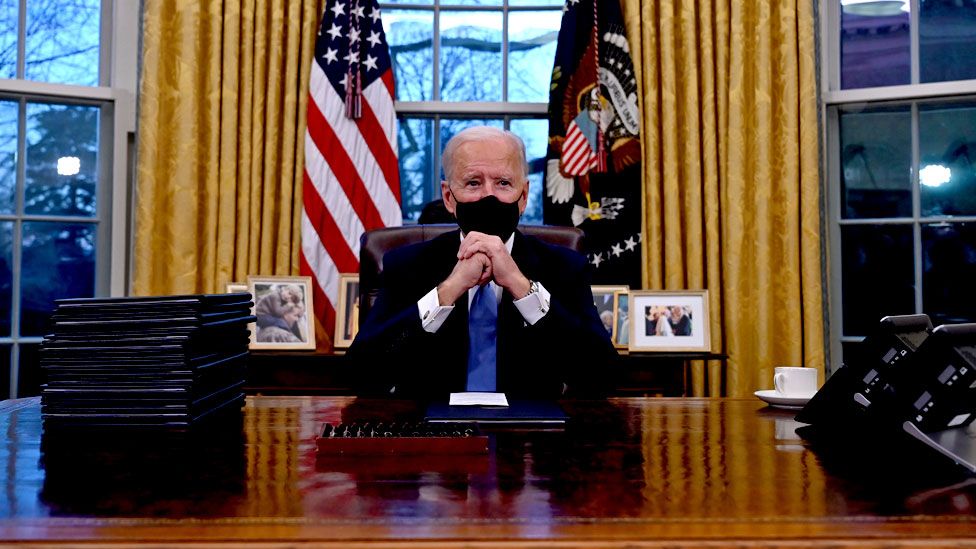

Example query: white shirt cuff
[418,286,454,333]
[513,281,551,326]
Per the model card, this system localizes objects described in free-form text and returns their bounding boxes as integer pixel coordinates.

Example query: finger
[459,241,490,260]
[458,233,488,258]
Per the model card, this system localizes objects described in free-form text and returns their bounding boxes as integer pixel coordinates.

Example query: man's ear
[441,181,456,215]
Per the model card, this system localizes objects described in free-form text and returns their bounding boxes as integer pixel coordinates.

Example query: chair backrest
[358,223,584,327]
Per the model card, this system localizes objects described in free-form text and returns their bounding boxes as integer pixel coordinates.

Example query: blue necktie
[466,283,497,391]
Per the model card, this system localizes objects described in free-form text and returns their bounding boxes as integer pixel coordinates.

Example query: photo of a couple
[643,305,692,337]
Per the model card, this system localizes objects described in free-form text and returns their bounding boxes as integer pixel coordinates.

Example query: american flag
[560,112,599,176]
[301,0,401,344]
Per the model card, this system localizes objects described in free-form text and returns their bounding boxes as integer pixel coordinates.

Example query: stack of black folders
[39,293,255,431]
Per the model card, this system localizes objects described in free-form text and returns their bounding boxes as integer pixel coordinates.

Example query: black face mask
[451,193,522,241]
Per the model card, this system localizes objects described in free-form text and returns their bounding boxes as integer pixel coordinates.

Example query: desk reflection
[0,396,973,546]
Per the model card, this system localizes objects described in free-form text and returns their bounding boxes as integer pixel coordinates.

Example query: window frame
[821,0,976,373]
[0,0,137,397]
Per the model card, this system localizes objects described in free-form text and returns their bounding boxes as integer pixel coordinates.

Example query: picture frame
[247,275,316,350]
[592,285,628,346]
[334,273,361,348]
[612,290,630,349]
[225,282,248,294]
[629,290,710,352]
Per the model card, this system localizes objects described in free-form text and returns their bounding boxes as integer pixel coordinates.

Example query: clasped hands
[437,231,531,306]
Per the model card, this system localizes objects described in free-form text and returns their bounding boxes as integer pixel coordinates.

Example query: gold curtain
[621,0,824,396]
[133,0,320,296]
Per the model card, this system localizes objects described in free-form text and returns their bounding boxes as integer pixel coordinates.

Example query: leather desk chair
[358,223,584,327]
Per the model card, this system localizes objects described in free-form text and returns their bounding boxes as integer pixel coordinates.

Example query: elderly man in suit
[348,126,616,398]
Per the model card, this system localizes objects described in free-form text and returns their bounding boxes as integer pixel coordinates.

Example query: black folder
[425,400,568,427]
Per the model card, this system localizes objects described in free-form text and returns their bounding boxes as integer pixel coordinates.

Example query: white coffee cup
[773,366,817,396]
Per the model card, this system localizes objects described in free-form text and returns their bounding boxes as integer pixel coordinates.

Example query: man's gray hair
[442,126,529,182]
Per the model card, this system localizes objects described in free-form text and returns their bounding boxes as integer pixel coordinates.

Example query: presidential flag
[544,0,642,288]
[301,0,401,344]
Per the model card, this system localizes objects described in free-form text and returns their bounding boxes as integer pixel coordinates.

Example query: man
[669,306,692,336]
[348,126,616,398]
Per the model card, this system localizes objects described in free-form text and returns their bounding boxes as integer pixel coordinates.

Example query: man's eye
[465,180,480,187]
[498,180,512,187]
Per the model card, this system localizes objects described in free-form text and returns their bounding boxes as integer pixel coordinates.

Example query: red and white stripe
[561,119,599,176]
[300,55,401,341]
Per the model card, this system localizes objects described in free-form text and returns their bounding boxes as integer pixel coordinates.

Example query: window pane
[920,1,976,83]
[24,102,99,217]
[0,221,10,337]
[841,224,915,336]
[386,9,433,101]
[398,116,434,222]
[24,0,100,86]
[0,99,16,214]
[17,343,40,397]
[20,221,95,336]
[509,118,547,224]
[508,10,560,103]
[438,117,503,180]
[0,345,9,399]
[918,102,976,217]
[839,106,911,219]
[840,1,910,89]
[440,10,502,101]
[0,1,15,79]
[922,223,976,325]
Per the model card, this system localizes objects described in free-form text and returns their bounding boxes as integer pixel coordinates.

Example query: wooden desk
[0,396,974,547]
[245,351,727,396]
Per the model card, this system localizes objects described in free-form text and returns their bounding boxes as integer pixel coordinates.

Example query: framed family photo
[592,285,628,346]
[629,290,710,352]
[247,275,316,350]
[334,274,361,348]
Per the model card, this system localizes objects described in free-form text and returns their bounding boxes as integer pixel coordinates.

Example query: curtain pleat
[623,0,825,396]
[134,0,321,296]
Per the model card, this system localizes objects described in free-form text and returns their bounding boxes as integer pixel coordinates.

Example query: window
[0,0,137,398]
[825,0,976,372]
[382,0,564,223]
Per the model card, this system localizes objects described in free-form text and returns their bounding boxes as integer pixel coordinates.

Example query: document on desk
[449,392,509,407]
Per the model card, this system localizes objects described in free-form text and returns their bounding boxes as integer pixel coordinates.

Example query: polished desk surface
[0,396,974,547]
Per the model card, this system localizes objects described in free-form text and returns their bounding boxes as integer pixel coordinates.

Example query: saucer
[754,389,815,410]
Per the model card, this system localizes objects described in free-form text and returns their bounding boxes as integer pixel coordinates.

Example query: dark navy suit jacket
[347,229,617,398]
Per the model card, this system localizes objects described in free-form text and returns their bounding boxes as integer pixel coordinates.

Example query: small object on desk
[315,421,488,455]
[754,389,815,410]
[449,392,509,406]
